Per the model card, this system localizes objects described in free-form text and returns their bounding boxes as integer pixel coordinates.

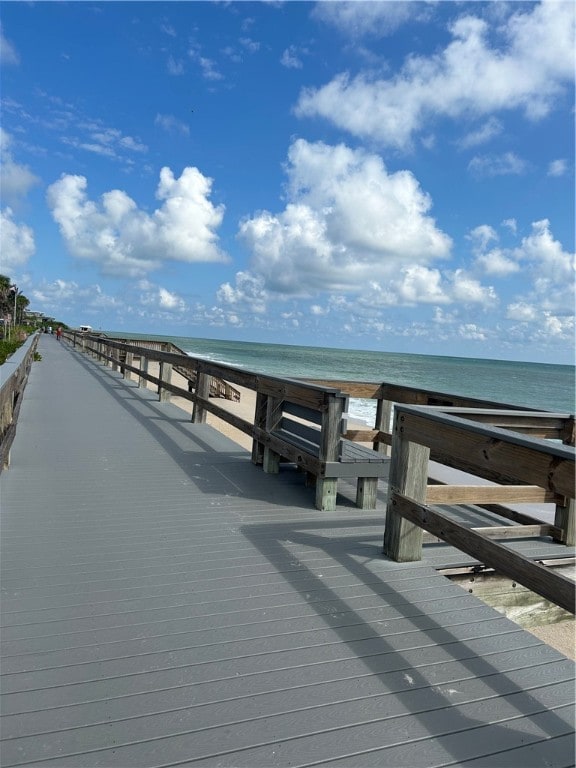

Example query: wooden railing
[0,333,40,472]
[305,378,560,451]
[62,331,575,609]
[382,404,575,613]
[66,332,241,402]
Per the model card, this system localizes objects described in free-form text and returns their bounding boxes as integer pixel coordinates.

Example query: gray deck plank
[1,334,574,767]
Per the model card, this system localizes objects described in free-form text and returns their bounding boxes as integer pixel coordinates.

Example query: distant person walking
[56,327,62,341]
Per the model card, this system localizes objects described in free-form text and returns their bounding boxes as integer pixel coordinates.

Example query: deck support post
[383,410,430,561]
[357,477,379,509]
[159,361,172,402]
[192,368,210,423]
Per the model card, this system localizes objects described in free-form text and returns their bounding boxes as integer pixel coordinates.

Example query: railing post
[554,499,575,546]
[315,394,343,511]
[192,366,211,423]
[555,417,575,546]
[251,391,267,465]
[158,361,172,402]
[374,395,393,456]
[383,409,430,561]
[263,396,283,474]
[110,347,120,371]
[138,355,148,388]
[124,350,133,381]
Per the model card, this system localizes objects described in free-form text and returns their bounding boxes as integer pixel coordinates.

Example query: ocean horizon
[105,331,575,424]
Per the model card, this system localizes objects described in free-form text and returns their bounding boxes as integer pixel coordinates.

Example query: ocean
[107,333,575,425]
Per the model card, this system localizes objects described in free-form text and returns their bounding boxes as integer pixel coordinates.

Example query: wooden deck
[1,334,574,767]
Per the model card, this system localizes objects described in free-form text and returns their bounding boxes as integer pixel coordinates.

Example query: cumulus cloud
[0,129,40,206]
[514,219,575,306]
[360,266,496,309]
[236,139,451,297]
[46,167,228,277]
[30,279,117,311]
[297,1,575,149]
[137,280,187,313]
[468,225,520,277]
[0,207,35,270]
[502,220,574,342]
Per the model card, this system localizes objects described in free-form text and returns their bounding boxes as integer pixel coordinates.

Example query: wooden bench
[252,387,388,511]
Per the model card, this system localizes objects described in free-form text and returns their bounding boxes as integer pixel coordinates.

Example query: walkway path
[1,334,574,766]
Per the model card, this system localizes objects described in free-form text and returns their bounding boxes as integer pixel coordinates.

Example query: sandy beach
[146,364,575,661]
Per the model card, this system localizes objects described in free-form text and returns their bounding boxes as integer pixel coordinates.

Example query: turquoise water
[106,332,575,423]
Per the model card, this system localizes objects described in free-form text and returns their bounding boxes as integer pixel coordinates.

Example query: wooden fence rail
[382,404,575,613]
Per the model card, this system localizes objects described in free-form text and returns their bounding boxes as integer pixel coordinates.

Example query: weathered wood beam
[425,484,558,505]
[391,492,575,614]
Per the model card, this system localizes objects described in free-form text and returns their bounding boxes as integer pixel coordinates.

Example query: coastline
[155,365,575,661]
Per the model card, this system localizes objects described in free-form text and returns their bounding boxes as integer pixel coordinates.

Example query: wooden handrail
[0,333,40,472]
[382,404,575,611]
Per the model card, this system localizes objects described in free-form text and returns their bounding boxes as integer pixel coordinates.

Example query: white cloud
[217,271,268,314]
[167,56,184,75]
[281,46,303,69]
[507,302,538,322]
[450,270,497,307]
[548,158,567,177]
[188,43,223,81]
[458,117,503,149]
[137,280,187,313]
[297,1,575,149]
[467,224,498,252]
[458,323,487,341]
[503,220,574,341]
[0,129,41,205]
[236,139,451,296]
[475,249,520,277]
[0,208,35,270]
[0,26,19,65]
[155,113,190,136]
[312,1,425,38]
[240,37,260,53]
[47,167,228,277]
[360,265,496,308]
[468,152,526,178]
[514,219,575,306]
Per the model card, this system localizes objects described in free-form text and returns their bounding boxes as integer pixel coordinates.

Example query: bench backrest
[279,399,349,447]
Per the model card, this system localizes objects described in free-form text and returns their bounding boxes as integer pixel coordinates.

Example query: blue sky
[1,1,574,364]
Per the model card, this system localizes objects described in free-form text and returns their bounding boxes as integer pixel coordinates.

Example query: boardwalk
[1,334,574,767]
